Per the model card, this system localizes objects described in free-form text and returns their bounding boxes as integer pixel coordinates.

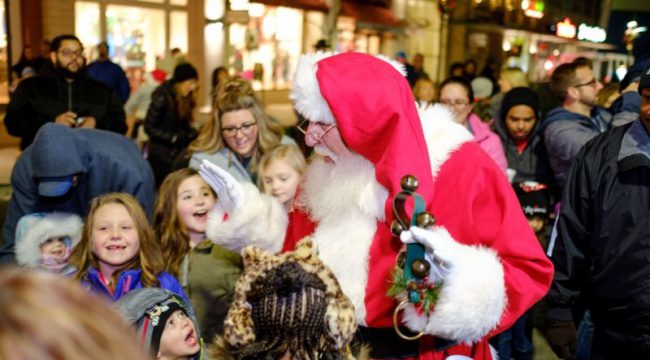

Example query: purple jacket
[468,113,508,173]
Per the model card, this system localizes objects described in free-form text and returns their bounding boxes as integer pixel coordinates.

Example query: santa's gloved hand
[400,226,456,283]
[199,160,245,214]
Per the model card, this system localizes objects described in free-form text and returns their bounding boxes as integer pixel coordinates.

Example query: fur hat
[14,212,82,269]
[210,238,357,359]
[115,288,202,359]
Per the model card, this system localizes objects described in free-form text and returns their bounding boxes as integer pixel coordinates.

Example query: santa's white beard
[296,151,389,326]
[297,152,387,223]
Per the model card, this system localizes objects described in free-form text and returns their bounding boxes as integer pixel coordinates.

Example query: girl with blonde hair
[188,77,294,183]
[70,193,186,301]
[258,144,307,211]
[154,168,242,339]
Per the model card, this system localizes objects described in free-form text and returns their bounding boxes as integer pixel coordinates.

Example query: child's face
[262,160,301,209]
[91,203,140,274]
[527,216,545,233]
[176,175,216,237]
[40,237,66,258]
[157,310,200,360]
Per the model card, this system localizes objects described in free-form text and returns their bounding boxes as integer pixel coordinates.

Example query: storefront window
[0,0,9,104]
[105,5,166,72]
[170,10,188,52]
[75,2,101,58]
[228,3,303,90]
[75,1,188,92]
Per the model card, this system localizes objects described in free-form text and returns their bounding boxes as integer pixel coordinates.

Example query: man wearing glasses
[542,59,640,189]
[4,34,126,150]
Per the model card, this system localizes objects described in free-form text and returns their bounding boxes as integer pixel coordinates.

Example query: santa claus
[200,52,553,359]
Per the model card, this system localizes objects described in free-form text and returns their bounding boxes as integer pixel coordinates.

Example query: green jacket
[181,240,242,341]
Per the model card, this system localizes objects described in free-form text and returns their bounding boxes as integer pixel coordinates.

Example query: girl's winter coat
[79,267,187,302]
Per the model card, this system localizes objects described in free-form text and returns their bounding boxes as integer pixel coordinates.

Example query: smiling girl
[154,168,242,340]
[70,193,186,302]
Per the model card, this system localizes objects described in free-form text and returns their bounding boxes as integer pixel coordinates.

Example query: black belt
[355,326,458,359]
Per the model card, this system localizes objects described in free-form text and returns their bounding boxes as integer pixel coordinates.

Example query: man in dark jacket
[544,65,650,359]
[542,60,640,189]
[0,123,155,264]
[4,34,126,150]
[87,41,131,103]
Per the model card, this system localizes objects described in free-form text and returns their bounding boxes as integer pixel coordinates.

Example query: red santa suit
[206,52,553,359]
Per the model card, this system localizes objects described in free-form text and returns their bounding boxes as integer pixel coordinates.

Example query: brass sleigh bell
[400,175,419,192]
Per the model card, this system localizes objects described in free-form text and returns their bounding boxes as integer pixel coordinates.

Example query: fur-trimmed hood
[14,212,83,268]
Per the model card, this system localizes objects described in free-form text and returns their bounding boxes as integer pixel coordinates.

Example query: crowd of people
[0,33,649,360]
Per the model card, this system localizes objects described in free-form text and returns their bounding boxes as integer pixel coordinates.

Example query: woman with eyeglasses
[145,63,200,187]
[438,76,508,173]
[187,77,293,184]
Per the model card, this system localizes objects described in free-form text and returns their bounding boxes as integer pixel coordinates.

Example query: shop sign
[521,0,544,19]
[577,24,606,43]
[555,18,576,39]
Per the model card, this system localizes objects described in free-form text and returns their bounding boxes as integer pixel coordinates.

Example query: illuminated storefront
[74,0,189,89]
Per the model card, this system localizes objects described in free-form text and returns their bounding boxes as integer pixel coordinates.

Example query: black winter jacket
[546,120,650,350]
[144,81,197,149]
[4,74,127,149]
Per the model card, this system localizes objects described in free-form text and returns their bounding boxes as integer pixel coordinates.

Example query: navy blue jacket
[87,60,131,103]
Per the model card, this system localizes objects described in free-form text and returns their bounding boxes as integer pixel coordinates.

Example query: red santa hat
[290,52,435,220]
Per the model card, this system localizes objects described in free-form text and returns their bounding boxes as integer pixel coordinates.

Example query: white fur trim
[290,52,337,124]
[206,183,288,254]
[299,154,388,326]
[15,213,83,268]
[291,52,407,125]
[374,54,407,76]
[401,228,507,344]
[417,103,473,179]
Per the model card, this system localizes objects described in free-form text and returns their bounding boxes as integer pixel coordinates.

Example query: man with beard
[4,34,126,150]
[542,60,639,189]
[198,52,553,359]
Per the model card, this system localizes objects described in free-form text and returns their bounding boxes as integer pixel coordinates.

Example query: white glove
[199,160,245,214]
[400,226,456,283]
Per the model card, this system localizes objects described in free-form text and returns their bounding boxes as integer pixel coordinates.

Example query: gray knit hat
[114,288,203,359]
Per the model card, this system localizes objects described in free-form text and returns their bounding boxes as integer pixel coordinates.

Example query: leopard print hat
[219,238,357,359]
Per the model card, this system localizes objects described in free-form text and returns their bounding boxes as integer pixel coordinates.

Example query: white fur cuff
[401,233,506,344]
[206,183,288,254]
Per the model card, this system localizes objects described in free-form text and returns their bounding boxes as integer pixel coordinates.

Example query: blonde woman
[188,77,294,184]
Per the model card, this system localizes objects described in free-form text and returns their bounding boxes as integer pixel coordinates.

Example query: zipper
[67,83,72,112]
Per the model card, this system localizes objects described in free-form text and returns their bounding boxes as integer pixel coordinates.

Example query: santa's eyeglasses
[296,119,337,142]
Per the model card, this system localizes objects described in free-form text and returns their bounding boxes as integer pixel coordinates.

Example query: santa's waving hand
[201,52,554,360]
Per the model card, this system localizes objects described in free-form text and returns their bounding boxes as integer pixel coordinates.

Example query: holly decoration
[388,267,443,315]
